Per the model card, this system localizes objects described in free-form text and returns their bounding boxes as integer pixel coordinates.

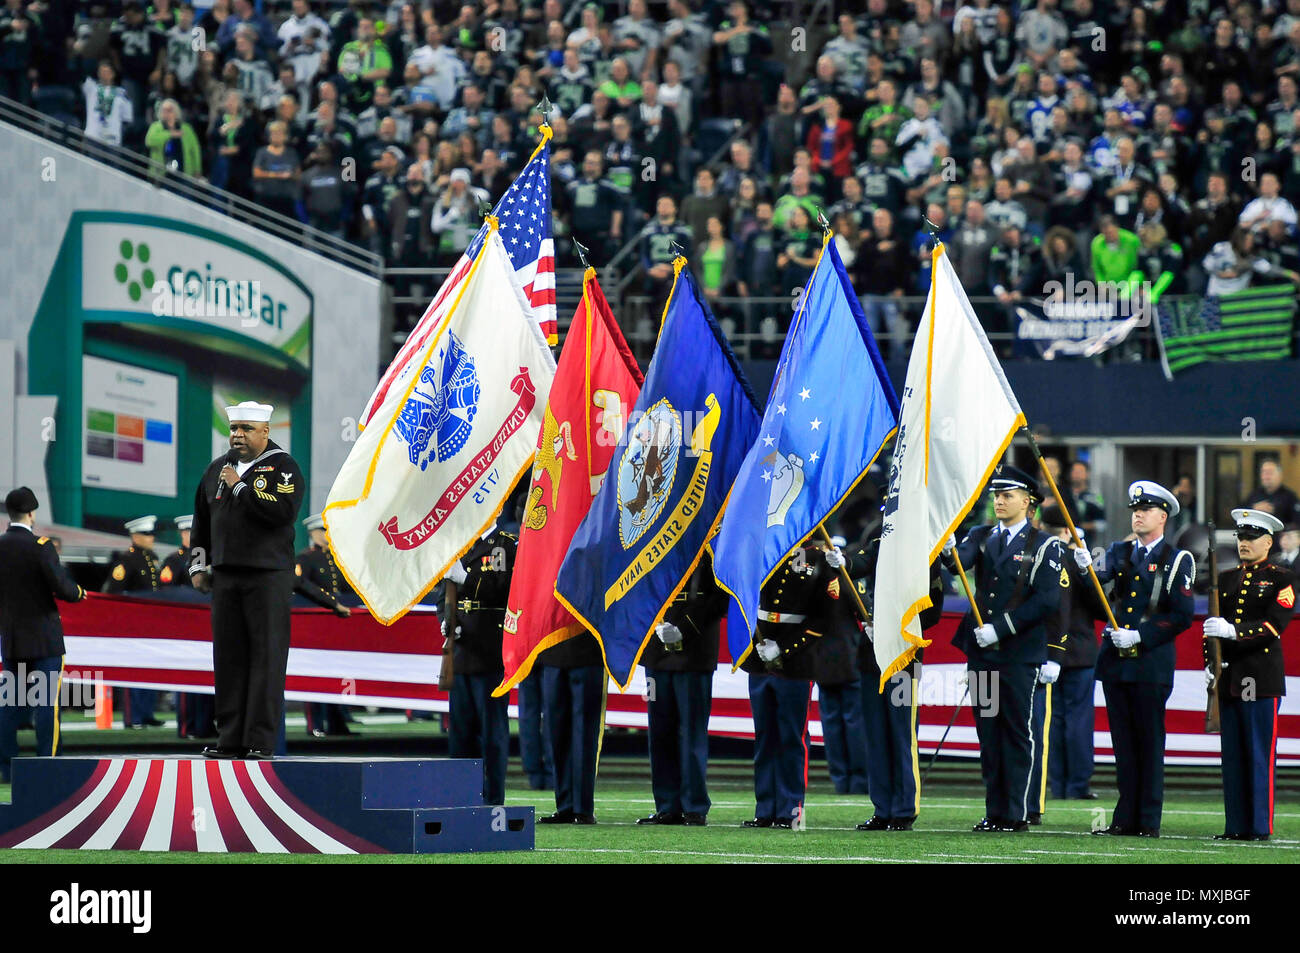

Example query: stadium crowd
[4,0,1300,345]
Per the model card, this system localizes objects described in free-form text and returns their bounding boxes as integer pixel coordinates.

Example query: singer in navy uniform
[637,552,728,827]
[739,542,827,829]
[945,465,1066,833]
[165,515,217,739]
[1204,508,1296,841]
[189,401,306,760]
[0,487,86,783]
[295,513,355,739]
[103,515,164,728]
[441,526,516,807]
[1074,480,1194,838]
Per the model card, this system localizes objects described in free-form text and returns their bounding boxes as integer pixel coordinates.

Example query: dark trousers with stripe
[517,669,553,789]
[1027,680,1051,817]
[1102,680,1172,831]
[969,661,1038,823]
[0,655,63,782]
[305,703,350,735]
[1220,695,1280,837]
[211,567,294,753]
[818,678,869,795]
[176,692,217,737]
[542,664,604,816]
[449,672,509,806]
[748,672,811,822]
[646,668,714,816]
[861,670,919,820]
[1048,665,1096,798]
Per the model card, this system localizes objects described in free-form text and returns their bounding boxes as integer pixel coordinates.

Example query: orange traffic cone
[95,682,113,729]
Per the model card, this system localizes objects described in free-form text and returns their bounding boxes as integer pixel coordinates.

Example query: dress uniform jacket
[1058,558,1100,668]
[1209,561,1294,700]
[160,547,191,586]
[294,545,348,610]
[0,526,85,660]
[641,555,727,674]
[103,546,161,593]
[449,531,517,676]
[741,545,834,680]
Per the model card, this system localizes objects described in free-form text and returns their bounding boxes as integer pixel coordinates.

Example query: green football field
[1,712,1295,864]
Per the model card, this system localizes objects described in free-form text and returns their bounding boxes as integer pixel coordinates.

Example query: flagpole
[815,525,874,623]
[950,548,984,627]
[1020,426,1120,630]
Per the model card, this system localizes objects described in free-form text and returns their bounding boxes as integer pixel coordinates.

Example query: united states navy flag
[712,235,899,667]
[555,259,761,689]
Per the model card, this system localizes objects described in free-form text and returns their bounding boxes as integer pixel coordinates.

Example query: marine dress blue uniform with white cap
[1204,507,1295,841]
[1074,480,1194,837]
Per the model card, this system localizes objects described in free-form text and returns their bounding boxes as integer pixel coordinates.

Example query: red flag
[496,270,643,693]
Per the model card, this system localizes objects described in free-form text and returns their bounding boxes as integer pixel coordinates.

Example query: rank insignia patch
[254,476,268,490]
[111,564,126,581]
[1279,585,1295,609]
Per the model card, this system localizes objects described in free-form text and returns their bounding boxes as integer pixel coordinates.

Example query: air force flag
[555,260,761,689]
[713,236,899,666]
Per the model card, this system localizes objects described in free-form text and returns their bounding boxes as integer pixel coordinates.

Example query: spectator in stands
[83,59,135,147]
[300,140,347,238]
[431,167,485,264]
[1243,460,1300,527]
[252,119,302,220]
[680,165,729,251]
[217,0,273,57]
[1135,222,1186,296]
[641,193,692,313]
[1090,214,1140,287]
[145,97,202,178]
[693,215,736,306]
[777,205,819,295]
[232,26,275,113]
[951,200,997,296]
[209,88,256,197]
[762,82,803,180]
[1240,171,1299,231]
[597,56,640,111]
[657,58,691,135]
[563,149,624,265]
[853,206,910,358]
[337,16,392,113]
[387,159,435,267]
[0,1,36,105]
[712,0,770,128]
[408,24,463,111]
[806,96,855,193]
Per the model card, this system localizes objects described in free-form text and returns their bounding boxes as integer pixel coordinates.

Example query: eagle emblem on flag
[617,399,681,548]
[394,331,480,471]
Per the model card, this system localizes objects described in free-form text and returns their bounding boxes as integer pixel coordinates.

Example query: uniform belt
[457,600,504,612]
[758,609,807,624]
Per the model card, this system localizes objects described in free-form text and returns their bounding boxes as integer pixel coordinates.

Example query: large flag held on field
[555,260,762,689]
[359,128,557,429]
[324,224,556,624]
[713,236,899,667]
[1155,283,1297,380]
[874,244,1027,687]
[496,268,644,694]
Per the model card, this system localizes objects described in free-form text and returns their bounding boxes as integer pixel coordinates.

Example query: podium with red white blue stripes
[0,757,534,854]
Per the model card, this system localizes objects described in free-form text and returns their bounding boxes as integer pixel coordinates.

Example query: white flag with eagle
[324,223,556,624]
[873,244,1027,686]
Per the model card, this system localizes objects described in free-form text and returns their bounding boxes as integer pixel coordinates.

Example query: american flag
[360,136,556,428]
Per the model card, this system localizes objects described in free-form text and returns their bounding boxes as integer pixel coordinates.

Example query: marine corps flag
[496,269,644,694]
[324,223,556,624]
[555,260,762,689]
[873,245,1026,687]
[713,235,899,666]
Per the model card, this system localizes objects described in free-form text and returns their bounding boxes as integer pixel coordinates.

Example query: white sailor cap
[1127,481,1179,517]
[1231,508,1284,536]
[125,515,158,534]
[303,513,325,531]
[174,514,194,531]
[225,400,274,423]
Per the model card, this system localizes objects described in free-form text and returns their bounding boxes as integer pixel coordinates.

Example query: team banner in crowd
[1012,283,1148,359]
[496,269,644,694]
[874,245,1027,687]
[1155,283,1298,379]
[555,260,761,689]
[713,236,898,666]
[358,130,557,429]
[325,226,556,624]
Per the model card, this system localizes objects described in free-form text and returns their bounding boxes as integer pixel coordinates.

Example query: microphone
[215,448,240,500]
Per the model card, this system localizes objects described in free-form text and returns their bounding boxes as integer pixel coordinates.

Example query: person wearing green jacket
[145,99,203,178]
[1090,215,1140,287]
[337,17,393,112]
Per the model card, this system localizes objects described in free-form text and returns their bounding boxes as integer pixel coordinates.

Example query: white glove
[656,622,683,646]
[1073,547,1093,570]
[861,623,874,643]
[1204,667,1215,687]
[756,639,781,663]
[942,534,956,557]
[974,623,999,648]
[445,561,467,586]
[1109,627,1141,650]
[1038,660,1061,684]
[1203,617,1237,640]
[824,546,846,570]
[440,619,461,641]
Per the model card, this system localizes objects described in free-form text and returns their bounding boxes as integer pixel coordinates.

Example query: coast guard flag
[713,236,899,667]
[873,244,1026,686]
[496,269,644,694]
[555,260,761,689]
[324,224,556,624]
[359,130,557,429]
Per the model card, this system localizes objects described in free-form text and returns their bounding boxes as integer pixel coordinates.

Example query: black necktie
[1134,545,1146,568]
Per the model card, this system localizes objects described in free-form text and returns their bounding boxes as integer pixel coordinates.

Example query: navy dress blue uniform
[443,530,516,807]
[739,544,827,828]
[638,554,728,824]
[104,537,164,727]
[951,513,1066,830]
[1084,485,1194,836]
[538,630,606,823]
[0,490,86,783]
[294,541,354,737]
[1207,510,1295,841]
[1047,551,1100,800]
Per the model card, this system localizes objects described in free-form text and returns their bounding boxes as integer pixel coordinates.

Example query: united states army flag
[325,223,556,624]
[873,245,1026,687]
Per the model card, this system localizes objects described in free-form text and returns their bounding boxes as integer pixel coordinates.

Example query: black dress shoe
[201,745,241,759]
[538,810,576,824]
[637,811,683,826]
[741,817,773,828]
[997,820,1030,832]
[682,813,707,826]
[142,718,164,727]
[1072,792,1100,800]
[1027,812,1042,826]
[856,815,891,831]
[972,816,999,832]
[888,817,916,831]
[772,817,794,829]
[1136,827,1159,838]
[1246,833,1270,841]
[244,749,274,760]
[573,813,597,825]
[1092,824,1134,836]
[1213,833,1243,841]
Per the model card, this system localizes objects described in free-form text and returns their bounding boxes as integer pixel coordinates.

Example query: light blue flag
[712,236,900,666]
[555,261,762,689]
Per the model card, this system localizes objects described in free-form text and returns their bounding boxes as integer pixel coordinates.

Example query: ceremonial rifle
[1205,522,1222,734]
